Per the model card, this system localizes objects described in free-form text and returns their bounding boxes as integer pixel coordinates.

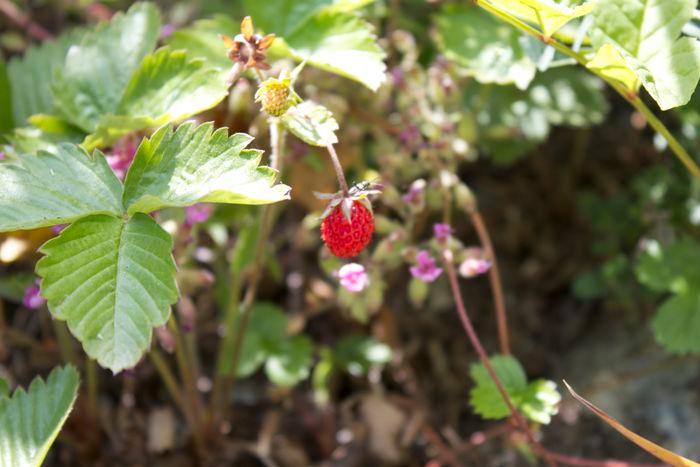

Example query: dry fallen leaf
[564,381,700,467]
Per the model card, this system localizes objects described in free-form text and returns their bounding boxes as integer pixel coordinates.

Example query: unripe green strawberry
[255,78,293,116]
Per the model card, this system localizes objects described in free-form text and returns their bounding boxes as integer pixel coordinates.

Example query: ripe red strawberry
[321,200,374,258]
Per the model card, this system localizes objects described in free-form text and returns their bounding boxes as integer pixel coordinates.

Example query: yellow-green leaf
[486,0,594,38]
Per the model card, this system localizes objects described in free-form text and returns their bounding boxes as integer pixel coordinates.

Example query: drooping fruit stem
[326,143,350,197]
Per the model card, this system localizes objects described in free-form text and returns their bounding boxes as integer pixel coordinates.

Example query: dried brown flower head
[220,16,275,70]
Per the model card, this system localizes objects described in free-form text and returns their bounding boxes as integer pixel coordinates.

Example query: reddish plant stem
[468,209,511,355]
[326,143,349,196]
[441,250,557,467]
[0,0,52,40]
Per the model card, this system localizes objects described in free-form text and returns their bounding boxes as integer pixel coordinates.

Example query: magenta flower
[410,250,443,283]
[185,204,214,226]
[0,151,5,161]
[402,179,426,204]
[23,281,46,310]
[433,223,452,240]
[459,257,491,278]
[51,224,67,234]
[337,263,369,293]
[106,137,138,180]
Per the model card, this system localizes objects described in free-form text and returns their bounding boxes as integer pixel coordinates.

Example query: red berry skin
[320,201,374,258]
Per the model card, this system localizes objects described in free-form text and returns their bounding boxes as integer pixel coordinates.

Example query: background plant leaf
[122,122,290,215]
[37,214,178,373]
[0,366,79,467]
[0,144,123,232]
[470,355,560,424]
[6,28,85,126]
[436,5,538,90]
[636,238,700,353]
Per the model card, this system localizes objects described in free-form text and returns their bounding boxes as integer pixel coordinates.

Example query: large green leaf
[52,3,161,132]
[277,11,387,91]
[436,5,537,90]
[0,144,123,232]
[6,28,85,125]
[0,59,11,133]
[37,214,178,373]
[590,0,700,110]
[122,122,290,215]
[84,48,229,149]
[0,366,79,467]
[470,355,560,424]
[636,238,700,353]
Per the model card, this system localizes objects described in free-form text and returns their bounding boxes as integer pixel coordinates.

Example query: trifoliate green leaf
[6,28,85,125]
[37,214,178,373]
[282,101,339,146]
[469,355,560,424]
[52,3,161,133]
[265,335,313,387]
[636,238,700,353]
[122,122,289,215]
[590,0,700,110]
[485,0,594,38]
[436,5,538,90]
[0,366,79,467]
[334,335,392,376]
[0,144,123,232]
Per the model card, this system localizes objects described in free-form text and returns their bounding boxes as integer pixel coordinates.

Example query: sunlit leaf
[123,122,290,215]
[590,0,700,110]
[485,0,594,38]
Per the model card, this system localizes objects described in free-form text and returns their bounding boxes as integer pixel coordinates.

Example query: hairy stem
[469,210,510,355]
[474,0,700,182]
[442,251,557,467]
[326,143,350,196]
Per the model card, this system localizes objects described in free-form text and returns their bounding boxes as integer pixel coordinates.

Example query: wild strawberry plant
[1,0,700,465]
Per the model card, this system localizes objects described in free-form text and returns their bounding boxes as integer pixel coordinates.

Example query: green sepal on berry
[255,77,301,117]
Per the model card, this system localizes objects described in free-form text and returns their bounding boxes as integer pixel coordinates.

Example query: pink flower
[433,223,452,240]
[51,224,67,234]
[459,257,491,278]
[402,179,426,204]
[185,204,214,226]
[23,281,46,309]
[410,250,443,283]
[106,137,138,180]
[337,263,369,293]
